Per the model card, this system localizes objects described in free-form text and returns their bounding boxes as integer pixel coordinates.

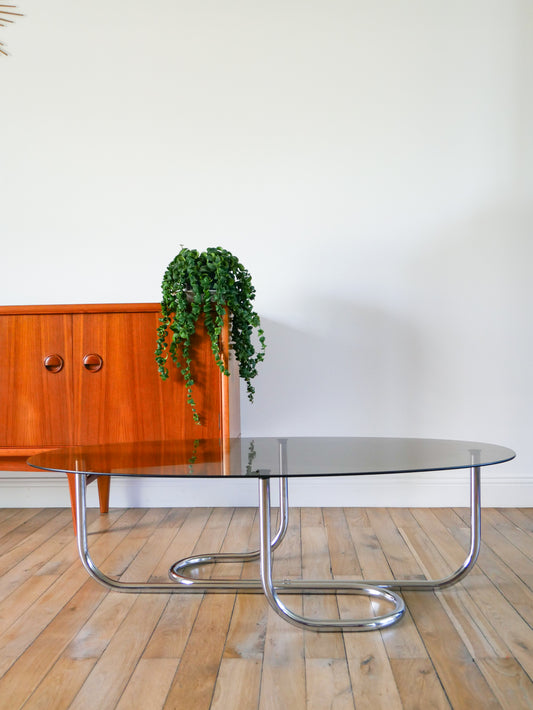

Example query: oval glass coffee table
[28,437,515,633]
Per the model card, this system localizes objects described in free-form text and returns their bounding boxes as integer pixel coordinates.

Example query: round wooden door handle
[43,354,64,373]
[82,353,103,372]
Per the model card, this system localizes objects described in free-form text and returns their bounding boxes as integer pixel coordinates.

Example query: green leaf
[156,245,266,422]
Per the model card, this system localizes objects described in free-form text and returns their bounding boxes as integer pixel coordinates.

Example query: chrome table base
[75,466,481,632]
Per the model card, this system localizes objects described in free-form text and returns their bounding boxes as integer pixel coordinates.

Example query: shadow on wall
[241,300,425,437]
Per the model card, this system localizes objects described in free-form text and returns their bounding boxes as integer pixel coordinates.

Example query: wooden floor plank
[460,570,533,680]
[342,601,404,710]
[389,658,451,710]
[259,506,306,710]
[403,590,502,709]
[259,608,306,710]
[0,508,45,541]
[21,656,96,710]
[0,508,63,561]
[323,507,362,578]
[476,656,533,709]
[69,594,169,710]
[158,507,238,710]
[210,658,262,710]
[483,508,533,562]
[0,511,122,673]
[115,658,178,710]
[162,594,236,710]
[221,507,268,664]
[0,511,88,635]
[142,594,202,661]
[0,506,531,710]
[0,509,72,581]
[211,506,257,580]
[0,577,109,708]
[339,514,407,710]
[34,509,188,710]
[436,509,533,629]
[301,507,346,661]
[366,507,425,581]
[149,506,211,583]
[455,508,533,587]
[403,508,511,659]
[305,658,355,710]
[142,509,213,660]
[497,508,533,533]
[0,509,145,696]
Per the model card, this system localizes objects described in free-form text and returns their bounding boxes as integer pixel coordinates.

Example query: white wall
[2,0,532,507]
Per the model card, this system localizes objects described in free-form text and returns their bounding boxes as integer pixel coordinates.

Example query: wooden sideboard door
[0,314,74,447]
[71,311,225,445]
[0,304,240,530]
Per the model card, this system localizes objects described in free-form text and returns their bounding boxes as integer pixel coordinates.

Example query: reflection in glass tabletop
[28,436,516,479]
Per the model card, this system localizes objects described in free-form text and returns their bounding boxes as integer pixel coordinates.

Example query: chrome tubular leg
[73,464,482,609]
[363,464,482,591]
[258,478,405,632]
[75,473,137,591]
[75,472,290,594]
[75,473,202,593]
[168,476,289,585]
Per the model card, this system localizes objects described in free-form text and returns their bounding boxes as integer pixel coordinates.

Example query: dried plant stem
[0,3,21,56]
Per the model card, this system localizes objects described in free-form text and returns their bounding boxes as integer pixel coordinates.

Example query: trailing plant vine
[155,246,266,423]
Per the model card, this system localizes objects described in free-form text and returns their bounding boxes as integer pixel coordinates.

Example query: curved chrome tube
[168,477,289,584]
[365,464,481,591]
[74,460,483,630]
[258,477,405,632]
[76,473,293,594]
[76,473,181,593]
[166,465,482,594]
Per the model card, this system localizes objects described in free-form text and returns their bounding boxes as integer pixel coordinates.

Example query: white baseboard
[1,470,532,508]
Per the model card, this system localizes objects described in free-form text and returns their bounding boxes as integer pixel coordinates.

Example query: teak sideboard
[0,304,240,530]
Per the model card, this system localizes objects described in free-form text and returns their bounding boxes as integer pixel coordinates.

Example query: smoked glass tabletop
[27,437,516,479]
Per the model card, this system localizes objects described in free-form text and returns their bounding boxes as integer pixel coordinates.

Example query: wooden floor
[0,506,532,710]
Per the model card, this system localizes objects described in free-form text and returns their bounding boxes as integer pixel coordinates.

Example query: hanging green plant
[155,246,266,423]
